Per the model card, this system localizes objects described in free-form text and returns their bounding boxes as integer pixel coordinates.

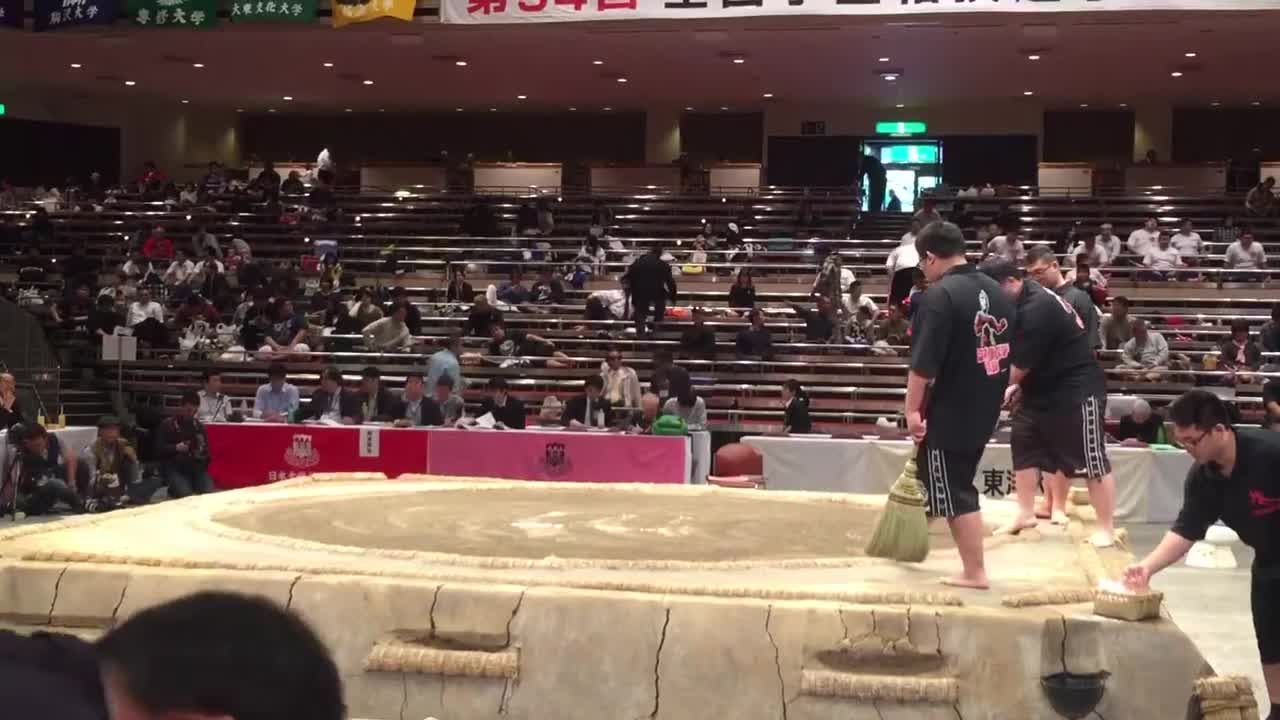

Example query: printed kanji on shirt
[132,0,217,27]
[231,0,313,23]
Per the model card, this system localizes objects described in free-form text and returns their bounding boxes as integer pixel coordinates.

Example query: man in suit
[356,366,398,423]
[301,366,360,424]
[480,377,526,429]
[393,373,444,427]
[562,374,613,429]
[625,245,677,336]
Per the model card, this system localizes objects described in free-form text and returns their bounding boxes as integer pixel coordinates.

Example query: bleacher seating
[6,184,1280,431]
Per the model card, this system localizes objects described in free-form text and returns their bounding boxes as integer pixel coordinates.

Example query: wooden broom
[864,455,930,563]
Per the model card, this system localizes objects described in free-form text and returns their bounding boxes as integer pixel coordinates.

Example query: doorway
[862,140,942,212]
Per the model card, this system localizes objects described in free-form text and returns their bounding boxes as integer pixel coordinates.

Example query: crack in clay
[498,678,513,716]
[1058,614,1069,675]
[398,673,407,720]
[439,674,446,712]
[647,608,671,720]
[934,612,944,657]
[953,703,964,719]
[903,606,912,646]
[872,700,886,720]
[111,581,129,625]
[837,608,851,645]
[504,588,527,649]
[428,584,444,637]
[285,575,301,610]
[763,605,788,720]
[46,566,69,625]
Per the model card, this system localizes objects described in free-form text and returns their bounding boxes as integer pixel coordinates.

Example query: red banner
[426,428,688,484]
[206,423,430,489]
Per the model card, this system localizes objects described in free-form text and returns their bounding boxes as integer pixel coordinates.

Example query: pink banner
[206,423,430,489]
[427,428,688,484]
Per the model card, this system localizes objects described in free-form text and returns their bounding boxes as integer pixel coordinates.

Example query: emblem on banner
[542,442,571,477]
[283,433,321,468]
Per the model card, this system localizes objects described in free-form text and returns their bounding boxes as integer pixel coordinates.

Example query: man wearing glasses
[1125,389,1280,719]
[979,258,1116,549]
[906,222,1015,590]
[1025,245,1100,350]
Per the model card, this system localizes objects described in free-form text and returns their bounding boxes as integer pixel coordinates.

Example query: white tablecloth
[743,436,1193,523]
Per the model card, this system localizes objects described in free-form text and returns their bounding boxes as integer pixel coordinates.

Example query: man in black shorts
[908,222,1015,589]
[979,259,1116,547]
[1125,389,1280,718]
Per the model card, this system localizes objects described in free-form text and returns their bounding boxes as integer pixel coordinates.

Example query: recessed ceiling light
[489,107,497,112]
[1027,54,1041,60]
[323,62,334,68]
[181,99,190,104]
[592,59,603,65]
[603,106,612,111]
[455,60,468,67]
[878,57,890,62]
[1023,90,1034,96]
[720,106,729,111]
[569,107,577,111]
[362,79,374,85]
[1170,71,1183,77]
[378,108,386,112]
[1252,101,1262,106]
[344,108,352,112]
[124,80,136,86]
[192,63,204,68]
[762,93,773,98]
[616,77,628,83]
[455,107,463,112]
[268,108,276,113]
[1211,101,1221,107]
[1079,103,1089,108]
[684,106,694,111]
[895,103,905,108]
[732,58,745,64]
[69,63,82,69]
[1185,52,1198,58]
[517,95,527,100]
[236,108,243,113]
[1119,103,1129,108]
[282,95,293,101]
[883,75,898,81]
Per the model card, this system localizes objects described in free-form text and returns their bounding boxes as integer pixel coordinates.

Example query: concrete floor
[1124,522,1270,714]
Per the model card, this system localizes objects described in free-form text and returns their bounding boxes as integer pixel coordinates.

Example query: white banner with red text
[442,0,1280,25]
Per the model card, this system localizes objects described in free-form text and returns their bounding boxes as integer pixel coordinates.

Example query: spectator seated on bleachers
[259,299,311,360]
[463,296,503,337]
[662,389,707,431]
[385,287,422,334]
[281,171,306,195]
[601,348,643,409]
[573,236,608,283]
[16,245,49,285]
[1118,318,1170,382]
[1065,259,1108,306]
[126,287,167,347]
[1127,216,1160,261]
[680,307,717,361]
[728,269,757,313]
[1096,222,1123,263]
[99,271,137,306]
[529,267,566,307]
[1246,177,1275,216]
[872,303,910,356]
[253,364,300,422]
[479,377,527,430]
[1102,296,1133,351]
[142,225,174,262]
[493,270,531,308]
[735,309,773,360]
[1212,318,1262,385]
[61,243,99,291]
[445,267,475,303]
[1141,234,1184,280]
[1066,233,1109,268]
[362,301,414,353]
[1170,219,1203,267]
[1225,230,1268,280]
[474,321,571,369]
[987,229,1027,265]
[88,294,121,338]
[163,249,196,296]
[787,296,838,344]
[563,374,612,429]
[355,366,397,423]
[343,289,383,334]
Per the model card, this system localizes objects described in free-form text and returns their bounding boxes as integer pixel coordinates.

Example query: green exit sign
[876,121,926,136]
[0,104,6,116]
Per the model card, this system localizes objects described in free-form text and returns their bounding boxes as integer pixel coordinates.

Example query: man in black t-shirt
[1125,390,1280,716]
[908,222,1015,590]
[980,259,1116,547]
[487,322,571,368]
[1025,245,1101,350]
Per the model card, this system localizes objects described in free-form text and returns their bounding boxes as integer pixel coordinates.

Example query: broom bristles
[865,457,931,563]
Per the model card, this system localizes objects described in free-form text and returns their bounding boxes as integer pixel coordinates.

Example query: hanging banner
[0,0,22,28]
[442,0,1280,25]
[230,0,314,22]
[132,0,218,27]
[331,0,414,27]
[35,0,120,31]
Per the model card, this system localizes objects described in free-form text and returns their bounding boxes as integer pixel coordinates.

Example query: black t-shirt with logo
[1054,283,1100,350]
[1012,280,1107,411]
[1172,427,1280,568]
[488,330,544,358]
[909,264,1015,451]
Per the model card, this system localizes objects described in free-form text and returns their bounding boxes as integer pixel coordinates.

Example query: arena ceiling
[1,8,1279,112]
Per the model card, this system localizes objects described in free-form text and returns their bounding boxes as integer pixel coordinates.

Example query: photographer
[11,424,82,515]
[77,416,162,510]
[156,391,215,497]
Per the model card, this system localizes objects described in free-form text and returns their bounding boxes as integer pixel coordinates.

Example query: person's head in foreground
[1111,295,1130,320]
[640,392,660,421]
[977,258,1024,301]
[1131,317,1149,343]
[20,422,49,456]
[1167,389,1235,467]
[178,391,200,420]
[97,591,344,720]
[583,374,603,401]
[1130,398,1152,425]
[490,376,509,402]
[434,373,455,403]
[97,416,123,445]
[781,379,804,404]
[403,373,425,401]
[915,221,967,284]
[360,366,380,395]
[267,363,287,390]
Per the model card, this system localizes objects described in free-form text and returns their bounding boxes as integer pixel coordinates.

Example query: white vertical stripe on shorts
[928,447,955,517]
[1081,396,1108,480]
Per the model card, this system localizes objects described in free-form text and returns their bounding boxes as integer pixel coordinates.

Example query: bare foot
[1050,511,1070,526]
[994,515,1039,536]
[941,574,990,590]
[1034,499,1051,519]
[1089,530,1115,548]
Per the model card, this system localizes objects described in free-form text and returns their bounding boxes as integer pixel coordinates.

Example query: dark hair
[361,366,381,380]
[915,221,966,260]
[1168,389,1233,432]
[201,369,221,382]
[320,366,343,384]
[1113,295,1131,308]
[96,592,344,720]
[1271,302,1280,322]
[1230,318,1250,334]
[266,363,287,379]
[436,374,455,389]
[783,379,805,397]
[490,376,508,390]
[1025,244,1056,265]
[96,294,115,308]
[390,286,407,297]
[389,300,408,315]
[179,390,200,406]
[444,329,463,349]
[97,415,122,429]
[584,374,604,391]
[977,258,1023,283]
